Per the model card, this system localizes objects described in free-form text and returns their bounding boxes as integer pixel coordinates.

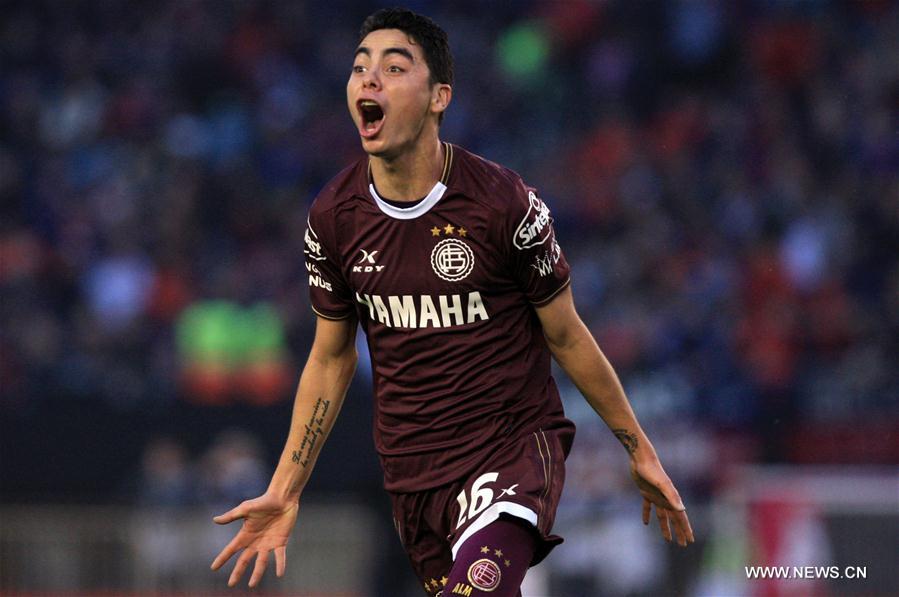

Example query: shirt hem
[529,277,571,306]
[310,305,353,320]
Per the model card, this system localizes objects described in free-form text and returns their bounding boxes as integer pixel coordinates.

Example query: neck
[369,136,444,201]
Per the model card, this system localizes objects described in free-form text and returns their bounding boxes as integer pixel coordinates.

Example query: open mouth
[357,99,385,138]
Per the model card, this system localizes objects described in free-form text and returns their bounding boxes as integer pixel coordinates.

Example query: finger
[214,502,249,525]
[228,549,254,588]
[642,498,651,525]
[656,507,672,542]
[248,549,269,588]
[672,509,695,546]
[672,513,687,546]
[274,546,287,577]
[658,482,685,512]
[211,534,245,571]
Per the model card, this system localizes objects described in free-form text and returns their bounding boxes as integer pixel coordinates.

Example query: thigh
[446,517,536,597]
[447,427,572,566]
[390,490,454,596]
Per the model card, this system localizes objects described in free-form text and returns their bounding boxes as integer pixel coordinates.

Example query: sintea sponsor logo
[513,191,552,250]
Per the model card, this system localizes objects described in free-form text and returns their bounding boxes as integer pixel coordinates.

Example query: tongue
[361,116,384,138]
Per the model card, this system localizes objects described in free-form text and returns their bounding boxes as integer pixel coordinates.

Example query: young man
[211,8,693,596]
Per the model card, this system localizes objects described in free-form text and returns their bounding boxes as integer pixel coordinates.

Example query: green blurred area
[176,300,286,367]
[496,21,550,82]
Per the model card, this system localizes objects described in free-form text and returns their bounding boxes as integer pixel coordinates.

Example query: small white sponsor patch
[304,220,327,261]
[530,239,562,276]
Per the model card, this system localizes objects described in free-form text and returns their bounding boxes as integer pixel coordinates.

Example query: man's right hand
[210,492,299,588]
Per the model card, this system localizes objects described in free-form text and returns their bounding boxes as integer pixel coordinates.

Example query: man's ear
[431,83,452,117]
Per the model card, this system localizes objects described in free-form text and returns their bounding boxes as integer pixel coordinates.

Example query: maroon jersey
[305,143,576,492]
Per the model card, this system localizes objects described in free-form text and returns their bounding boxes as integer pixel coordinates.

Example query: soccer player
[211,8,693,596]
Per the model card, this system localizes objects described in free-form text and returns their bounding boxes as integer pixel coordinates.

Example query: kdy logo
[353,249,385,273]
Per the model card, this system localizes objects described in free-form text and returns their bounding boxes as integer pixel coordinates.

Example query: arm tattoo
[291,397,331,467]
[613,429,638,454]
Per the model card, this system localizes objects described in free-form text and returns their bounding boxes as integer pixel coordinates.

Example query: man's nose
[362,68,380,90]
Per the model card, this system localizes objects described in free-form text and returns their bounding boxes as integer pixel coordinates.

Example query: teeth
[360,100,378,107]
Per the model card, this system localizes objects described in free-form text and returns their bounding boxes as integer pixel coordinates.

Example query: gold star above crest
[494,548,504,557]
[458,227,467,237]
[480,545,490,554]
[431,226,441,237]
[440,576,448,586]
[429,578,439,589]
[444,223,455,235]
[504,559,511,567]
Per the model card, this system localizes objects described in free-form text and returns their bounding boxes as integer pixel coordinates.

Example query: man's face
[347,28,440,158]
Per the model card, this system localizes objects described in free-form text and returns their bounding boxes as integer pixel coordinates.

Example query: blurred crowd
[2,0,897,504]
[2,1,897,594]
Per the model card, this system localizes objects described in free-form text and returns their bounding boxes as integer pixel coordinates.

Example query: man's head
[360,8,454,90]
[348,8,454,158]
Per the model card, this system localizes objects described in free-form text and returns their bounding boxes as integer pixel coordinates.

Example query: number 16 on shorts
[455,472,499,527]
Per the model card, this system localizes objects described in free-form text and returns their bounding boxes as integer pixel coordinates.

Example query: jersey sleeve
[504,180,571,305]
[304,205,354,319]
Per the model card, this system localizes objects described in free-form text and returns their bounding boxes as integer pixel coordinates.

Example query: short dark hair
[359,7,454,89]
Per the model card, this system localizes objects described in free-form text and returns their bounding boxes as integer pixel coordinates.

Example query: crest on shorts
[467,558,501,591]
[431,238,474,282]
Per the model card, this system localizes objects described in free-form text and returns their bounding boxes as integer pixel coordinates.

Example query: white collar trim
[369,181,447,220]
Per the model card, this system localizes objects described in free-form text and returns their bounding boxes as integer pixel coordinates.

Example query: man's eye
[387,65,404,73]
[353,65,365,73]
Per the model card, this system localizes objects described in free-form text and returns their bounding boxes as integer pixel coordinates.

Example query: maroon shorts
[388,426,574,594]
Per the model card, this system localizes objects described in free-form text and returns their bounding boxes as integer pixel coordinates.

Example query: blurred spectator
[197,428,269,508]
[136,436,194,507]
[132,437,194,591]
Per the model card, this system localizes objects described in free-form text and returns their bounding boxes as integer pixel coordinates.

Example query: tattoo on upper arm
[291,397,331,467]
[613,429,638,454]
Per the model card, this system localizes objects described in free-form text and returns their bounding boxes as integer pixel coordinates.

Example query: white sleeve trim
[450,501,539,560]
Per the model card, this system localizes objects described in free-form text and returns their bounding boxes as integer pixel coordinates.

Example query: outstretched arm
[211,314,358,586]
[535,287,694,546]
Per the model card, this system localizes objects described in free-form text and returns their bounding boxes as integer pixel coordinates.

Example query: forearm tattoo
[291,397,331,467]
[613,428,638,454]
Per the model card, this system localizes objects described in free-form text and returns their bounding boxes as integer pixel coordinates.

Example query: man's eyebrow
[382,47,414,62]
[353,46,415,62]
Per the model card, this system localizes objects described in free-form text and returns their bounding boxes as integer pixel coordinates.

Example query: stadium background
[1,0,897,595]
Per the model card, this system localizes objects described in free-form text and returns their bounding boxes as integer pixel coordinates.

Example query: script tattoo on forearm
[613,428,638,454]
[291,397,331,467]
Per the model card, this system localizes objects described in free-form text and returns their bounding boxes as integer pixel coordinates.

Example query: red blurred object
[790,422,899,464]
[750,21,823,87]
[147,267,193,322]
[237,361,293,406]
[538,0,603,49]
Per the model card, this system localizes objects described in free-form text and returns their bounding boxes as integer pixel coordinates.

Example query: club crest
[467,558,501,591]
[431,238,474,282]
